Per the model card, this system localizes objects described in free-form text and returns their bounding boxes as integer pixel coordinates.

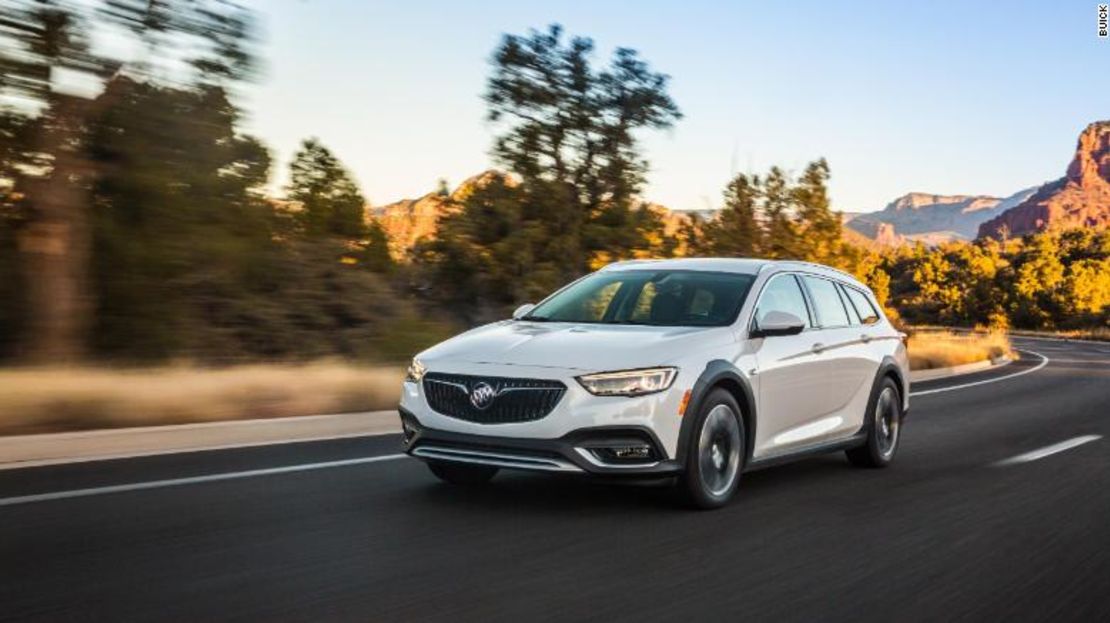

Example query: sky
[241,0,1110,213]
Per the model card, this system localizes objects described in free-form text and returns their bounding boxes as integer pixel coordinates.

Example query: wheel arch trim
[675,360,757,464]
[877,355,909,413]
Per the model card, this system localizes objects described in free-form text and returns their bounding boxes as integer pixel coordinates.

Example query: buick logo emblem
[469,382,498,410]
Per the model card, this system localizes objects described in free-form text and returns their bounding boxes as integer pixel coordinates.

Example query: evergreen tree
[85,77,274,359]
[702,173,762,256]
[419,24,680,316]
[285,138,392,272]
[760,166,797,259]
[791,158,844,266]
[287,138,368,239]
[488,24,681,263]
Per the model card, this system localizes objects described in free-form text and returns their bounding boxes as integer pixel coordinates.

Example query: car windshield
[523,270,756,327]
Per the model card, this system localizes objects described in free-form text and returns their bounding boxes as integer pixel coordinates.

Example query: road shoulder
[0,410,400,470]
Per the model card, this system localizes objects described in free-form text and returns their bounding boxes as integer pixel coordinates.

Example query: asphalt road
[2,337,1109,622]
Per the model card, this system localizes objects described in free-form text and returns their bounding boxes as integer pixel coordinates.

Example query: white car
[399,258,909,508]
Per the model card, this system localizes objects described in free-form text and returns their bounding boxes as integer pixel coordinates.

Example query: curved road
[2,337,1109,621]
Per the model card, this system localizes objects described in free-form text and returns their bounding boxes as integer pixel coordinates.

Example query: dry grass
[909,324,1110,343]
[0,363,403,436]
[907,330,1015,371]
[1005,327,1110,342]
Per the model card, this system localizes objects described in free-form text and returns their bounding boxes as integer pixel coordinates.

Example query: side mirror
[512,303,536,319]
[751,310,805,338]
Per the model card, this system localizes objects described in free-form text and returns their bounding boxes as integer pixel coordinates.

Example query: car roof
[600,257,867,289]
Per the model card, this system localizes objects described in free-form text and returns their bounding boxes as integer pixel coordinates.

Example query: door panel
[809,326,875,437]
[754,332,825,455]
[750,273,825,457]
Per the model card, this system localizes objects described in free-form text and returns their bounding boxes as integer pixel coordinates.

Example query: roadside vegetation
[0,363,402,436]
[906,330,1015,371]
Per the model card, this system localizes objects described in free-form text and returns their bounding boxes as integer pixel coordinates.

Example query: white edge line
[0,453,409,508]
[994,435,1102,467]
[0,430,399,472]
[910,349,1049,397]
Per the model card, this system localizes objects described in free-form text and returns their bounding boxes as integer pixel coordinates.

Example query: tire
[846,376,903,468]
[427,461,498,485]
[678,388,746,509]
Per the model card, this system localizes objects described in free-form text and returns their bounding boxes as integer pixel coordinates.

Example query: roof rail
[773,260,861,283]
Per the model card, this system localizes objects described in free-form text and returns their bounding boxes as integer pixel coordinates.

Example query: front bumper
[400,408,682,477]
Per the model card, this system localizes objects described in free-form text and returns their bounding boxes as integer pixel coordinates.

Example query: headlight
[405,358,427,383]
[576,367,677,397]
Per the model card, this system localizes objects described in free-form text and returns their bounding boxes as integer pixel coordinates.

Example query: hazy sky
[241,0,1109,212]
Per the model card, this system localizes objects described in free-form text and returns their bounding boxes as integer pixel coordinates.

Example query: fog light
[401,421,417,445]
[588,442,656,464]
[612,445,652,459]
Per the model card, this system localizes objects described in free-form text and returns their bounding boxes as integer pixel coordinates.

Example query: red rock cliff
[979,122,1110,238]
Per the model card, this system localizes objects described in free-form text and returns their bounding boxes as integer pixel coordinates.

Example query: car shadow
[407,453,859,514]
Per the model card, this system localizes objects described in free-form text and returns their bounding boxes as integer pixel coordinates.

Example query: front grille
[422,372,566,424]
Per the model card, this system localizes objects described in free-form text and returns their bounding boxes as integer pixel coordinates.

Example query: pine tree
[760,167,797,259]
[703,173,762,256]
[419,24,680,317]
[287,139,368,239]
[792,158,844,265]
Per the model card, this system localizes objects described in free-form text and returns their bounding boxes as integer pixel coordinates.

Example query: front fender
[674,359,757,465]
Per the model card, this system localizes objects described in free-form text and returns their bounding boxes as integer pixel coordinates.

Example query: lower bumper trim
[412,445,582,472]
[399,408,681,477]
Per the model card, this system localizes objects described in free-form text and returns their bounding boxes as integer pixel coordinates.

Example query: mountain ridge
[843,187,1037,244]
[979,121,1110,238]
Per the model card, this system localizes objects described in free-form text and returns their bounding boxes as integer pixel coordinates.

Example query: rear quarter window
[843,285,881,325]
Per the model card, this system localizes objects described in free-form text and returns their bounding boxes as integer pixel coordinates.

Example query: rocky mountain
[841,216,904,246]
[979,121,1110,239]
[370,171,510,259]
[845,188,1035,245]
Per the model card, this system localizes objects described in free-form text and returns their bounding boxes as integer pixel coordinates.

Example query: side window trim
[792,274,817,328]
[835,282,861,326]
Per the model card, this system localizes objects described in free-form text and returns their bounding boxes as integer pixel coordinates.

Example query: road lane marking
[995,435,1102,466]
[910,350,1049,397]
[0,453,408,508]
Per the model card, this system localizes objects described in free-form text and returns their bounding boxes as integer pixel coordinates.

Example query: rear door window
[801,276,851,328]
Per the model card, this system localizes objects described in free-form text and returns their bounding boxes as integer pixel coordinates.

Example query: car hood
[419,320,733,371]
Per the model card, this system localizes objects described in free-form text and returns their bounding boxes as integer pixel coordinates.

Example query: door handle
[811,342,826,354]
[860,334,872,343]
